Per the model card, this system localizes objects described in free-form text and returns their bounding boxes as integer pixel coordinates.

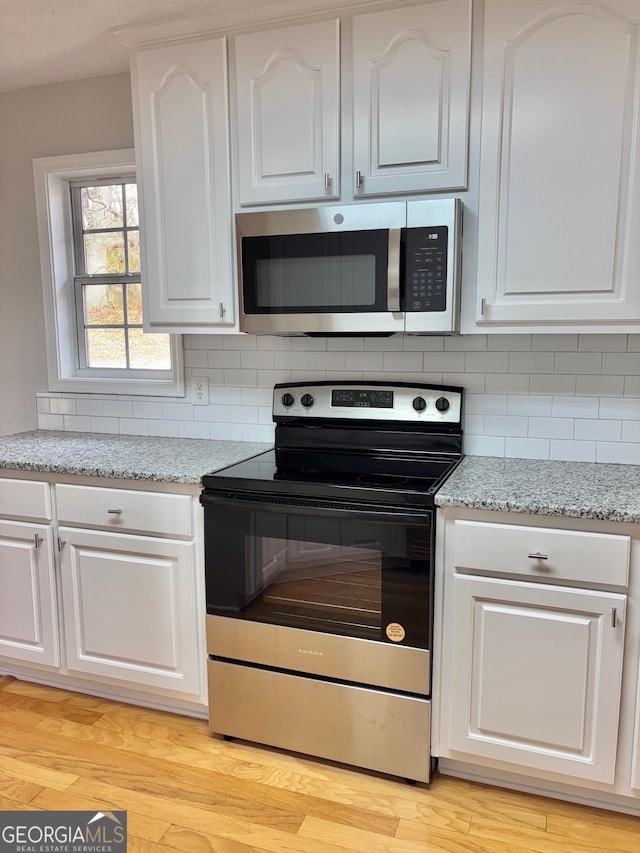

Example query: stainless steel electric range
[200,380,463,783]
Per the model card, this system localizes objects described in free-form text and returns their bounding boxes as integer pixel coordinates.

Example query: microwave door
[239,230,404,334]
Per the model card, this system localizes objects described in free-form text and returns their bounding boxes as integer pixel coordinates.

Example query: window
[33,150,183,396]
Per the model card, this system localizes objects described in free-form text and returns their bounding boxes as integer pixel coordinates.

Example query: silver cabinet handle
[57,537,66,552]
[355,170,363,189]
[324,173,331,191]
[528,552,549,560]
[107,509,123,515]
[480,297,487,316]
[34,534,43,548]
[611,607,617,628]
[219,302,226,319]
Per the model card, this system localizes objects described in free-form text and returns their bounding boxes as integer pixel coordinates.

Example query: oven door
[202,490,433,649]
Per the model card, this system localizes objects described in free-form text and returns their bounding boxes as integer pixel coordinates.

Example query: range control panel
[404,226,448,313]
[273,382,463,424]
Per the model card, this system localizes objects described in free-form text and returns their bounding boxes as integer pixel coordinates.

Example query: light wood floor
[0,675,638,852]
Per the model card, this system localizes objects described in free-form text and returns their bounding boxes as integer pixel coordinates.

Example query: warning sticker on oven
[385,623,406,643]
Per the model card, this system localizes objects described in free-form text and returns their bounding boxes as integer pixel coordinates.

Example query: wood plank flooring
[0,675,638,851]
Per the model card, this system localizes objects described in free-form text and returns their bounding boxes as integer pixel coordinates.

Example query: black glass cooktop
[202,449,461,509]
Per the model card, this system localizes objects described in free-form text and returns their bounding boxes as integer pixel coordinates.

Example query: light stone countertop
[435,456,640,524]
[0,430,272,485]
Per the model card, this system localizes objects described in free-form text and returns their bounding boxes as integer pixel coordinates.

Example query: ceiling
[0,0,261,93]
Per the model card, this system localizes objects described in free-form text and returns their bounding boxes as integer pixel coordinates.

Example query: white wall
[0,73,134,436]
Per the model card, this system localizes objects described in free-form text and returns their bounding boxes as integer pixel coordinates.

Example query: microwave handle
[387,229,402,312]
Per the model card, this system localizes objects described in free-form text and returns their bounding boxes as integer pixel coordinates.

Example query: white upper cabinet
[476,0,640,330]
[352,0,471,197]
[132,38,235,331]
[234,20,340,205]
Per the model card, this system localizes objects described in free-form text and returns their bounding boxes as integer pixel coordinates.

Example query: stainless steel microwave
[236,199,462,335]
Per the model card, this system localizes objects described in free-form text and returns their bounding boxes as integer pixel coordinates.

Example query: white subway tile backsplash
[599,398,640,420]
[528,417,574,439]
[532,335,578,351]
[309,352,347,371]
[507,395,552,417]
[485,374,530,394]
[382,352,423,372]
[91,417,119,434]
[119,418,149,436]
[505,437,550,459]
[487,334,531,351]
[465,394,508,415]
[622,421,640,442]
[464,352,509,373]
[554,353,602,375]
[35,332,638,466]
[602,353,640,375]
[49,398,76,415]
[346,352,384,372]
[624,377,640,397]
[423,352,466,373]
[148,419,180,437]
[484,415,528,437]
[509,352,554,374]
[38,413,64,430]
[549,440,596,462]
[575,375,625,397]
[596,442,640,464]
[463,434,505,456]
[574,419,622,442]
[551,396,600,419]
[530,374,576,395]
[103,401,133,418]
[179,421,210,440]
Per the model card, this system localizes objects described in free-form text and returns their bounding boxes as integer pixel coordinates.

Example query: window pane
[127,231,140,273]
[86,328,127,368]
[81,185,123,230]
[84,284,124,325]
[129,328,171,370]
[125,184,139,227]
[84,232,126,274]
[126,282,143,324]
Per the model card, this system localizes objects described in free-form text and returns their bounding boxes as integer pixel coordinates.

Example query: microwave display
[404,226,448,312]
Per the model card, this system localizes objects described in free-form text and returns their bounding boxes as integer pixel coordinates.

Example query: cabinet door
[352,0,471,196]
[59,527,200,698]
[476,0,640,328]
[234,19,340,204]
[448,574,625,784]
[0,520,58,667]
[132,38,235,331]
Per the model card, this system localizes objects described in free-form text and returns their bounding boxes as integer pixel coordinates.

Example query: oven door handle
[200,491,431,527]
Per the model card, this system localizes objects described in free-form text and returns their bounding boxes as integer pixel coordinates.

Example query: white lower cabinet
[0,519,58,667]
[59,527,199,697]
[0,474,205,711]
[448,574,625,784]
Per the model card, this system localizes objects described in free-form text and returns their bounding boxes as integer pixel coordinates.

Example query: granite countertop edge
[434,456,640,525]
[0,430,273,485]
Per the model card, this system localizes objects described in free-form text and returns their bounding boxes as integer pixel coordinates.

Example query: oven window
[205,502,431,648]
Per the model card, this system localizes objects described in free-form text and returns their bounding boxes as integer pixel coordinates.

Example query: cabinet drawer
[0,478,51,521]
[453,520,629,587]
[55,484,193,538]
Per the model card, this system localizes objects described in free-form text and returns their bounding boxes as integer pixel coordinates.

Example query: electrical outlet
[193,377,209,406]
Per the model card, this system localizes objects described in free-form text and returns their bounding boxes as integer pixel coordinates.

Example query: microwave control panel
[404,226,448,312]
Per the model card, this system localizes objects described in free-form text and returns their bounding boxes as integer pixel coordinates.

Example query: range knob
[435,396,450,413]
[281,392,295,407]
[301,393,315,409]
[412,396,427,412]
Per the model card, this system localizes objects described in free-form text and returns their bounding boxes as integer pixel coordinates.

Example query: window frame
[33,150,184,397]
